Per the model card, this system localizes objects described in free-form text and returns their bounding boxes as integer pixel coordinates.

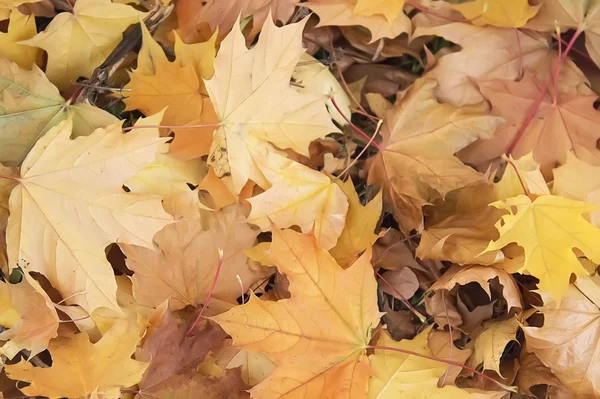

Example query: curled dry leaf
[470,317,520,376]
[212,229,382,399]
[431,264,522,311]
[515,351,565,397]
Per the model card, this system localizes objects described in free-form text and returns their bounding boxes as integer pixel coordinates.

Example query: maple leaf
[369,326,507,398]
[0,10,40,69]
[0,277,59,357]
[21,0,145,90]
[523,276,600,397]
[431,264,522,312]
[330,177,382,267]
[247,152,349,250]
[175,0,297,43]
[124,24,218,160]
[367,78,504,232]
[515,352,565,397]
[493,153,549,200]
[458,73,600,178]
[412,23,591,106]
[452,0,540,28]
[212,341,277,386]
[484,195,600,301]
[211,228,382,399]
[5,114,174,314]
[205,16,338,194]
[470,318,519,376]
[0,164,18,272]
[0,58,118,166]
[134,311,244,399]
[5,315,148,399]
[0,0,39,19]
[119,205,263,311]
[305,0,411,42]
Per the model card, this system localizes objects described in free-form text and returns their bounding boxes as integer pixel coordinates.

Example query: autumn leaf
[6,114,174,314]
[458,73,600,177]
[494,153,549,200]
[368,326,507,398]
[120,205,263,311]
[5,315,148,399]
[124,23,218,160]
[205,16,338,194]
[0,58,118,166]
[452,0,540,28]
[330,177,382,267]
[0,10,40,69]
[484,195,600,301]
[305,0,411,42]
[0,164,17,272]
[367,78,504,232]
[470,318,520,376]
[21,0,144,90]
[211,228,382,398]
[523,276,600,397]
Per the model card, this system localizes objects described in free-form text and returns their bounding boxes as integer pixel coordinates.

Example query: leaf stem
[187,248,224,335]
[330,97,381,150]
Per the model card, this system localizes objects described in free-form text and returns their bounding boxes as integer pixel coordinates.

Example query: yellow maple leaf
[124,23,218,160]
[369,327,507,398]
[6,113,173,314]
[0,1,39,19]
[0,10,40,69]
[484,195,600,301]
[211,228,382,399]
[21,0,145,90]
[494,153,549,200]
[247,152,349,250]
[453,0,540,28]
[205,16,338,194]
[330,177,382,267]
[119,205,263,311]
[0,58,118,166]
[0,276,59,357]
[470,318,519,376]
[305,0,411,42]
[5,316,148,399]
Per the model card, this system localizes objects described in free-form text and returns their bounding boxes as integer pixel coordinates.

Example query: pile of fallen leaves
[1,0,600,397]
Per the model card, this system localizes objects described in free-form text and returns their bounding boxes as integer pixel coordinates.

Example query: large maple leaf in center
[205,17,339,194]
[212,228,382,398]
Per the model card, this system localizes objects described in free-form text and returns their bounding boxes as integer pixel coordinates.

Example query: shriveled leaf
[6,114,174,314]
[212,229,382,399]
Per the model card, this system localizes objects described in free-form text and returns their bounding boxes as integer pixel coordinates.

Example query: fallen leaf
[5,315,148,399]
[372,228,425,272]
[330,177,382,267]
[305,0,411,42]
[367,78,503,232]
[494,153,549,200]
[382,303,417,341]
[135,311,233,398]
[120,205,262,311]
[206,17,338,194]
[484,195,600,302]
[523,278,600,397]
[452,0,540,28]
[21,0,145,90]
[0,10,39,69]
[0,58,118,166]
[470,318,520,376]
[175,0,297,43]
[379,268,419,301]
[211,228,382,399]
[431,264,522,312]
[0,1,40,19]
[6,114,174,314]
[0,164,17,273]
[247,152,349,250]
[515,351,564,397]
[425,290,463,329]
[412,23,591,106]
[458,73,600,178]
[457,297,495,335]
[369,326,506,398]
[213,341,277,386]
[428,328,473,385]
[0,277,58,357]
[553,152,600,227]
[124,24,218,160]
[354,0,405,23]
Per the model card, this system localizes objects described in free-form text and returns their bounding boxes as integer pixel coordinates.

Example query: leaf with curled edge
[211,228,382,399]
